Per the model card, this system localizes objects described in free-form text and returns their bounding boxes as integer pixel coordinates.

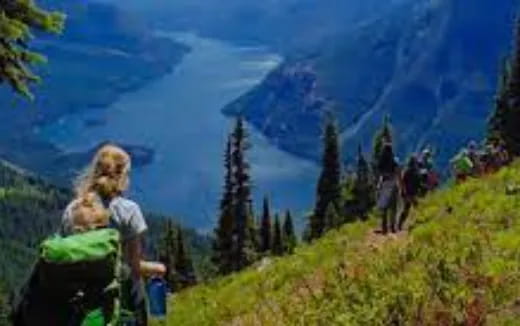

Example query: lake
[41,32,318,231]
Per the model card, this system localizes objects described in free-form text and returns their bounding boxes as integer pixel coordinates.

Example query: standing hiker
[61,144,166,326]
[418,148,439,194]
[398,156,421,231]
[376,143,401,234]
[451,149,474,183]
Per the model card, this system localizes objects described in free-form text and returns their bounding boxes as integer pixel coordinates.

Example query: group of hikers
[450,139,510,183]
[13,144,168,326]
[376,138,511,235]
[375,143,439,235]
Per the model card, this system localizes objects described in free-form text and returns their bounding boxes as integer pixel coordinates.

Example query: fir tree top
[0,0,65,98]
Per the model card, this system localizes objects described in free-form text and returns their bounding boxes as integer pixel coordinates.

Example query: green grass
[166,161,520,325]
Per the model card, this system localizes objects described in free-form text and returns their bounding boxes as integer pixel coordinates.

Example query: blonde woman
[60,144,165,326]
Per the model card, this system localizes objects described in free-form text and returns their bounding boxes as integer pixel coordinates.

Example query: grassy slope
[168,162,520,325]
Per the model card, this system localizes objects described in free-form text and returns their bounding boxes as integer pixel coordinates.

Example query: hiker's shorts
[377,179,398,210]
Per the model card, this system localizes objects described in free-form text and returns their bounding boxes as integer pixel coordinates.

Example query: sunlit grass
[166,162,520,325]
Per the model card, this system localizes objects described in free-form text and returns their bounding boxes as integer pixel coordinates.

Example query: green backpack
[12,229,135,326]
[454,154,474,174]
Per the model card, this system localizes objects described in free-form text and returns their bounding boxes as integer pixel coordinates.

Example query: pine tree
[174,226,197,290]
[272,214,284,256]
[282,210,297,255]
[489,58,511,143]
[488,15,520,156]
[352,145,375,221]
[373,115,393,174]
[324,203,341,231]
[0,0,64,98]
[231,117,257,270]
[0,285,8,326]
[325,203,343,231]
[212,136,235,275]
[259,197,272,253]
[158,220,177,290]
[310,118,342,240]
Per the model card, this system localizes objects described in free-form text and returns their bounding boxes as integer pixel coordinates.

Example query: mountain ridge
[223,0,518,169]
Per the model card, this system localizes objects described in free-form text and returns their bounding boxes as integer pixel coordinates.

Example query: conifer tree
[310,118,342,240]
[324,203,341,231]
[212,136,235,275]
[272,214,284,256]
[231,117,257,270]
[0,283,9,326]
[259,197,272,253]
[158,220,177,290]
[489,58,510,144]
[352,145,375,221]
[0,0,64,98]
[488,15,520,156]
[282,210,297,255]
[174,226,197,290]
[373,115,393,172]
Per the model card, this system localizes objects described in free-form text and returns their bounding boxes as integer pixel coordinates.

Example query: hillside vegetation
[168,161,520,325]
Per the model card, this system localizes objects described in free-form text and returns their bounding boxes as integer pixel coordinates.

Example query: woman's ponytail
[75,144,131,200]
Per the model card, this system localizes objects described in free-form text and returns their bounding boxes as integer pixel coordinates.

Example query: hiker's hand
[140,261,167,277]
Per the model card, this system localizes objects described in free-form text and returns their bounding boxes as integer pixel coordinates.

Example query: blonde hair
[70,192,110,233]
[75,144,131,200]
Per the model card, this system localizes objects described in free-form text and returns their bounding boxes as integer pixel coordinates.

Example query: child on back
[68,192,110,234]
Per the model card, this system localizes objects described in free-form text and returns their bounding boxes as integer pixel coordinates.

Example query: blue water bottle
[146,277,168,320]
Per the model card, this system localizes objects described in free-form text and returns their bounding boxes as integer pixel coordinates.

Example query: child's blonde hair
[69,192,110,233]
[75,144,131,200]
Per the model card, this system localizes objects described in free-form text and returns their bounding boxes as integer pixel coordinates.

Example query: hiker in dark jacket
[398,156,421,231]
[376,143,401,234]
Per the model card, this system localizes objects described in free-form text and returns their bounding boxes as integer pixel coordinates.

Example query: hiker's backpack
[12,228,133,326]
[454,154,473,175]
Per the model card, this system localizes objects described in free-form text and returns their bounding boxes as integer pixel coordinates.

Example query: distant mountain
[223,0,518,169]
[113,0,404,54]
[0,0,189,181]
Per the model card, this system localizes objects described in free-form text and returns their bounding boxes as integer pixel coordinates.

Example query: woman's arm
[124,236,166,278]
[124,236,143,279]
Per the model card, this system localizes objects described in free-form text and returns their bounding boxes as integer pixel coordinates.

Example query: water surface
[42,32,318,230]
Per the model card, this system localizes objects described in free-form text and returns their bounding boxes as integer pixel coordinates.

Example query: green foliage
[0,0,65,98]
[167,161,520,326]
[488,16,520,156]
[173,226,197,290]
[158,221,199,292]
[158,220,177,290]
[373,114,393,173]
[0,283,10,326]
[231,117,257,270]
[272,214,283,256]
[282,210,297,255]
[259,197,272,254]
[311,118,342,240]
[213,118,259,274]
[324,203,341,231]
[212,136,235,275]
[350,145,375,221]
